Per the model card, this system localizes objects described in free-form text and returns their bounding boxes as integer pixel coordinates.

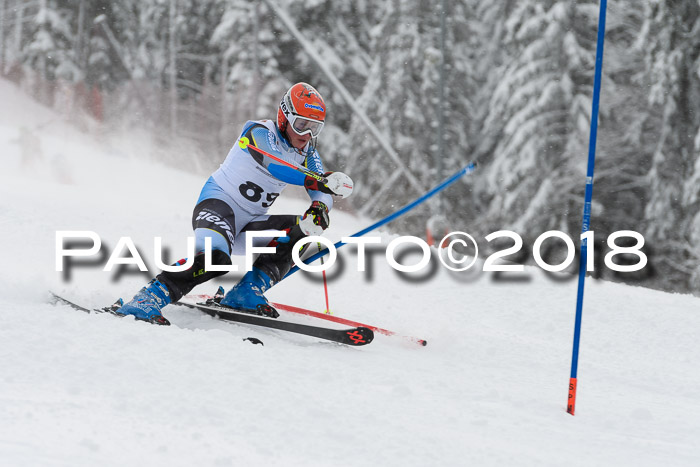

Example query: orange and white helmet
[277,82,326,138]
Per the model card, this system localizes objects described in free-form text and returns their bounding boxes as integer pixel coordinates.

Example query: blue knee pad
[194,228,231,256]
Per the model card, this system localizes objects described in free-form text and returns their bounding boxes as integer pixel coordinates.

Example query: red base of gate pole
[567,378,578,415]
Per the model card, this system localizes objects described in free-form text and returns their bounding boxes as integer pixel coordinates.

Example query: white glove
[324,172,354,198]
[305,171,354,199]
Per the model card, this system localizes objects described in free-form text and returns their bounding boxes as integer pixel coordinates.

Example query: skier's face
[286,126,312,150]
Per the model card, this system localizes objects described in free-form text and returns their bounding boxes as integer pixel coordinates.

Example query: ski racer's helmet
[277,82,326,138]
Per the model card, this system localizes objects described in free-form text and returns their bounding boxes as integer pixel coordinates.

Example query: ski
[182,288,427,346]
[185,301,374,346]
[49,291,121,316]
[49,291,373,346]
[49,291,167,324]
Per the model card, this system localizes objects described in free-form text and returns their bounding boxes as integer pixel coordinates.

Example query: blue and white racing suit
[191,119,333,258]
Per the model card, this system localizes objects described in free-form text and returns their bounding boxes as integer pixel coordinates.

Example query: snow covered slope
[1,79,699,466]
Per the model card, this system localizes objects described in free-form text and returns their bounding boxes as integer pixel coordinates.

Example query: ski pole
[244,141,352,198]
[285,161,477,278]
[241,139,327,183]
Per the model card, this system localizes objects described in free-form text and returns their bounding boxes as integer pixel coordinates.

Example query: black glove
[300,201,330,235]
[304,172,334,194]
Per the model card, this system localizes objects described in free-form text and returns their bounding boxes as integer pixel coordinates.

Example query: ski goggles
[289,114,325,137]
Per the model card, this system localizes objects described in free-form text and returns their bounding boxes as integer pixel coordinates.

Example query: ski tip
[346,327,374,346]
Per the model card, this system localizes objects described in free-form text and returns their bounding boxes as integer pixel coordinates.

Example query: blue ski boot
[116,279,172,325]
[220,267,279,318]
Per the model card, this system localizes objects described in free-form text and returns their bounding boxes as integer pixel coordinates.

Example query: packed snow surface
[1,79,699,466]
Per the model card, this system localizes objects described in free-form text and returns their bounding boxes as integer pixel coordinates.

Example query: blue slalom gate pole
[285,162,477,278]
[568,0,607,416]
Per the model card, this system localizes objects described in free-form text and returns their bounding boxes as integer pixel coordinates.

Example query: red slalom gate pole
[318,243,331,314]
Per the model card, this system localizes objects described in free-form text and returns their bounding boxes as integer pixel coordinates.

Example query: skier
[115,82,353,325]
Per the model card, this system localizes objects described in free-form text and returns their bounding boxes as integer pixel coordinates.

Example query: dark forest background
[2,0,699,294]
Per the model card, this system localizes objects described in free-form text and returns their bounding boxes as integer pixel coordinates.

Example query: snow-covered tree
[210,0,284,126]
[478,0,600,238]
[342,0,478,232]
[639,0,700,289]
[592,0,652,236]
[23,0,79,98]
